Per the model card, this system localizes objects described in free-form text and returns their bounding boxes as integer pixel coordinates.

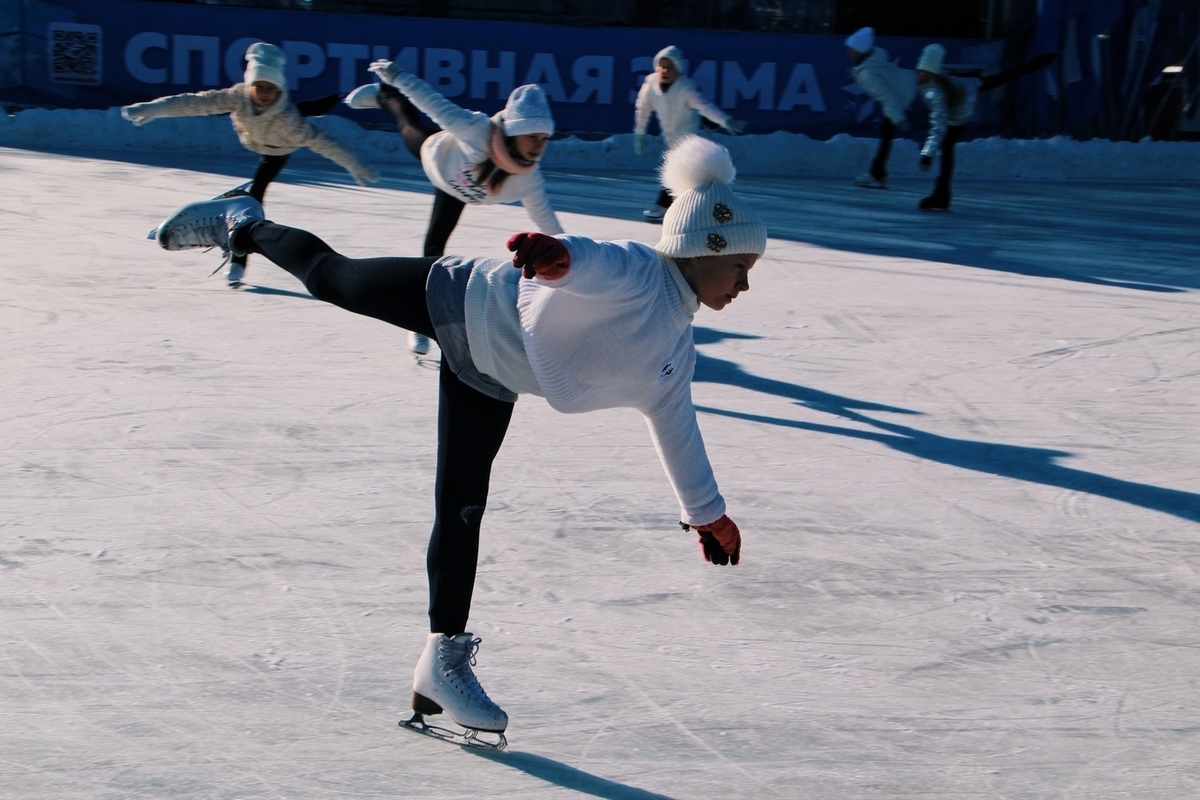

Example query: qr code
[48,23,103,86]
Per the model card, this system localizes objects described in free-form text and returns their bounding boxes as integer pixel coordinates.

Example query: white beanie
[917,43,946,74]
[654,45,685,73]
[500,84,554,136]
[244,42,286,89]
[656,136,766,259]
[844,27,875,54]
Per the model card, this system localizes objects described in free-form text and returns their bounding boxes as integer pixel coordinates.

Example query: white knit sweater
[634,75,731,148]
[462,236,725,526]
[392,73,563,234]
[122,85,374,181]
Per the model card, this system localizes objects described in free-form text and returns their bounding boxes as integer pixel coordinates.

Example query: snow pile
[1,105,1197,181]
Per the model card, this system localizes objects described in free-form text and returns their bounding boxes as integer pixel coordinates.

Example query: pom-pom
[660,135,736,197]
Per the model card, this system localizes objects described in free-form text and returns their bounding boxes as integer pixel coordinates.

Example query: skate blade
[400,712,507,751]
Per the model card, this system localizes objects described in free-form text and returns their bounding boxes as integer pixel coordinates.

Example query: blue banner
[2,0,999,138]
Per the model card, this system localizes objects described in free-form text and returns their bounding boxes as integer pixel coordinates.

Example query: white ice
[2,118,1199,799]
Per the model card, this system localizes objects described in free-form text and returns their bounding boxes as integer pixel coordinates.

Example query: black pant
[380,84,469,259]
[230,94,341,270]
[930,125,963,201]
[240,221,515,635]
[869,118,895,181]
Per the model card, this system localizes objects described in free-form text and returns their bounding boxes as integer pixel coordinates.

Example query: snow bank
[1,106,1197,181]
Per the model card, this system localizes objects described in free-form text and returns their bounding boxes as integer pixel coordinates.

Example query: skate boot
[344,83,381,110]
[854,172,887,189]
[153,195,264,257]
[407,633,508,740]
[225,257,247,287]
[642,204,667,223]
[408,331,431,356]
[918,192,950,211]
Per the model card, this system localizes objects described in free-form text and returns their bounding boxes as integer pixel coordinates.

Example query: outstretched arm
[300,122,379,185]
[121,87,240,125]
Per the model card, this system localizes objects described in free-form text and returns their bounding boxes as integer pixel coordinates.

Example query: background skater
[633,45,745,222]
[345,60,563,357]
[845,26,917,189]
[122,42,378,286]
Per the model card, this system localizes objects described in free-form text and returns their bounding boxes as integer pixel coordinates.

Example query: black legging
[230,94,342,271]
[239,220,515,635]
[380,84,469,258]
[931,124,963,202]
[869,117,895,181]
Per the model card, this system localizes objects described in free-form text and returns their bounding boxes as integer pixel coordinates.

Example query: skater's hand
[368,59,403,86]
[690,515,741,566]
[724,119,746,135]
[121,104,156,126]
[918,154,933,172]
[507,232,570,280]
[351,164,380,186]
[634,133,646,155]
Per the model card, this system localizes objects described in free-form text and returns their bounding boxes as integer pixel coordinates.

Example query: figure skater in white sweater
[148,135,763,749]
[845,27,917,189]
[121,42,378,286]
[344,60,563,356]
[634,45,744,222]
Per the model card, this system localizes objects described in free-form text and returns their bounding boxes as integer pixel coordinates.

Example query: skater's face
[847,47,867,65]
[656,58,679,86]
[679,252,757,311]
[512,132,550,162]
[250,81,282,108]
[917,70,934,85]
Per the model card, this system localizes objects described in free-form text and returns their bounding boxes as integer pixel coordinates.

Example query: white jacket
[462,236,725,526]
[122,85,375,182]
[851,47,917,125]
[634,75,731,148]
[392,72,563,234]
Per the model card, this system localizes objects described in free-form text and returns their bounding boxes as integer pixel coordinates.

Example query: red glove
[506,232,570,280]
[683,515,741,566]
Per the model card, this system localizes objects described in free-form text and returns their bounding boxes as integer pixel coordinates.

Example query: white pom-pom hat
[656,136,767,259]
[244,42,287,89]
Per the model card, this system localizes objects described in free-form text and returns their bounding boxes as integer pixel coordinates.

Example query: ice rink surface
[2,145,1199,799]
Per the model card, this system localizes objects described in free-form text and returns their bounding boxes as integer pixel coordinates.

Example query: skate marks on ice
[697,402,1200,523]
[692,326,1200,522]
[737,176,1200,293]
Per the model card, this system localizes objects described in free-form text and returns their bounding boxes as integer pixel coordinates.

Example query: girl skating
[633,45,744,222]
[121,42,379,285]
[915,44,1057,210]
[149,136,763,748]
[845,27,917,189]
[344,60,563,356]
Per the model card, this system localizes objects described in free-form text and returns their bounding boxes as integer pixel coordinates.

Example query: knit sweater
[122,85,374,182]
[460,236,725,526]
[851,47,917,125]
[391,73,563,235]
[634,75,731,148]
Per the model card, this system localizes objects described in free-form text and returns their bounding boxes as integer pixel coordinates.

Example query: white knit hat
[500,84,554,136]
[917,43,946,74]
[244,42,286,88]
[656,136,766,259]
[844,27,875,54]
[654,45,685,73]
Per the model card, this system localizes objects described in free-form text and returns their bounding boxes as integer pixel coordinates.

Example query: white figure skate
[400,633,508,750]
[345,83,381,110]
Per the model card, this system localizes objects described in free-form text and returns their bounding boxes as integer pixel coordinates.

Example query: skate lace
[439,637,495,703]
